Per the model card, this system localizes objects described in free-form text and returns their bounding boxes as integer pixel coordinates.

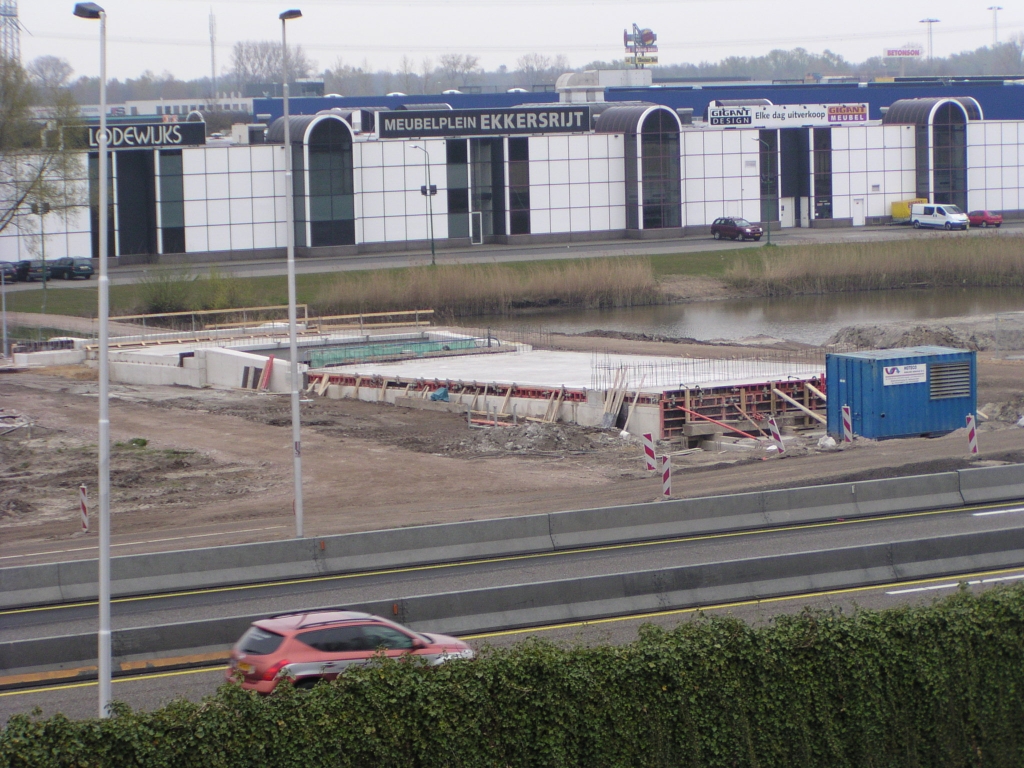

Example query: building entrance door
[852,198,866,226]
[779,197,795,228]
[469,138,506,241]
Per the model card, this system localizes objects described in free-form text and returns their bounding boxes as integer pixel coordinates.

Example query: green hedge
[3,585,1024,768]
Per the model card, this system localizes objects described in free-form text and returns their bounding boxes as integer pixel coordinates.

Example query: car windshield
[945,206,963,214]
[734,218,751,227]
[73,259,92,266]
[239,626,284,655]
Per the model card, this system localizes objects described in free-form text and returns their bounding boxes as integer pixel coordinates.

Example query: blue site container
[826,347,976,440]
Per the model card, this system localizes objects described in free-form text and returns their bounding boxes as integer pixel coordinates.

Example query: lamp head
[279,9,302,20]
[73,2,104,18]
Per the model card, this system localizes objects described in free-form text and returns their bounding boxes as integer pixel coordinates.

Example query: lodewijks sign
[84,122,207,149]
[379,107,591,139]
[708,103,869,129]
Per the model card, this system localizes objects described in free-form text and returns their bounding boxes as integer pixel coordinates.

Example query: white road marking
[973,506,1024,517]
[0,526,287,561]
[887,573,1024,595]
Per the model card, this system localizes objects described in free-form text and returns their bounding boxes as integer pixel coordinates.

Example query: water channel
[484,287,1024,346]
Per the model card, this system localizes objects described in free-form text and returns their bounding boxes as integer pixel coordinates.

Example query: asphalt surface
[3,221,1023,293]
[4,501,1024,647]
[3,570,1023,723]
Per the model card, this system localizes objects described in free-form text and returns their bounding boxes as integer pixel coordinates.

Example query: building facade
[1,91,1022,264]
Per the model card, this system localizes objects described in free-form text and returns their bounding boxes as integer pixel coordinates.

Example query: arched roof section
[881,97,983,125]
[595,104,680,134]
[266,113,354,144]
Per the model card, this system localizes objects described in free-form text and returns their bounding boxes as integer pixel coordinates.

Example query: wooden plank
[806,381,827,403]
[771,387,826,424]
[499,384,514,415]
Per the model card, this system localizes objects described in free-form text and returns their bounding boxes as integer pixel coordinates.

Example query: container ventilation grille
[930,362,971,400]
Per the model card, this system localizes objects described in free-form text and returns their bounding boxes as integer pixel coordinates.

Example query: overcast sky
[19,0,1024,82]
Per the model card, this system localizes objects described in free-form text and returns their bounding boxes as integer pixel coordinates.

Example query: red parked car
[967,210,1002,228]
[225,610,474,693]
[711,217,763,241]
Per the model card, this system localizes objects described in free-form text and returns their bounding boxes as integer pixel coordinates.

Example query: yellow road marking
[5,564,1023,698]
[2,499,1016,618]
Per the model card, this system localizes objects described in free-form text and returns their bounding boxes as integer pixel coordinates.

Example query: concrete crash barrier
[957,463,1024,504]
[5,464,1023,611]
[5,527,1024,677]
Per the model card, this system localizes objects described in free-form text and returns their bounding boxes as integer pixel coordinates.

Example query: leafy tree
[0,56,84,241]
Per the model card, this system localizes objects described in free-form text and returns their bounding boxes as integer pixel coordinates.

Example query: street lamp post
[280,8,304,539]
[754,136,774,246]
[72,0,111,719]
[411,145,437,266]
[32,202,51,319]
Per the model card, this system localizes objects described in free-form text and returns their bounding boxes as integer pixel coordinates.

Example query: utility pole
[919,18,940,61]
[987,6,1002,46]
[209,10,217,111]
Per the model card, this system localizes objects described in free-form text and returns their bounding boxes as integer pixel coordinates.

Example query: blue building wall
[255,80,1024,123]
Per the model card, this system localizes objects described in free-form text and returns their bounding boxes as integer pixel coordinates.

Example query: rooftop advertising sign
[83,122,207,149]
[708,103,869,129]
[379,106,591,139]
[884,47,923,58]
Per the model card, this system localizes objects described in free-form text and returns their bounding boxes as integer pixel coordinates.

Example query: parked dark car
[49,257,95,280]
[0,262,16,283]
[711,217,763,241]
[967,210,1002,228]
[14,260,52,282]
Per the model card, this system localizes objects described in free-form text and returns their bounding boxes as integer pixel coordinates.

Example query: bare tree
[437,53,480,90]
[419,57,434,93]
[398,55,418,95]
[515,53,551,87]
[26,56,74,93]
[231,40,312,87]
[0,57,84,239]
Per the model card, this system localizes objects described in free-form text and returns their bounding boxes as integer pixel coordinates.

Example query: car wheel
[294,679,320,690]
[753,236,761,241]
[980,221,988,228]
[64,272,71,280]
[996,223,1001,228]
[712,231,721,240]
[944,222,952,230]
[84,274,92,279]
[913,220,921,229]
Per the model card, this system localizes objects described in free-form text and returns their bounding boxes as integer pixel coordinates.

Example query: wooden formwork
[660,376,827,442]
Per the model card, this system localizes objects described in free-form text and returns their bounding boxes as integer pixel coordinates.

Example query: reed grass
[724,234,1024,296]
[312,258,660,317]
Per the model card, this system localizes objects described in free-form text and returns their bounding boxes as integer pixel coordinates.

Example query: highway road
[3,220,1023,293]
[4,499,1024,645]
[3,567,1022,723]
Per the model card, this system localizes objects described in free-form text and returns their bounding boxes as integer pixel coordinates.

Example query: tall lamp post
[919,18,940,61]
[753,136,774,246]
[72,0,111,719]
[411,145,437,266]
[987,6,1002,46]
[280,8,304,538]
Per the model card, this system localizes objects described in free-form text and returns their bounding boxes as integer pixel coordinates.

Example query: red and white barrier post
[79,484,89,533]
[767,416,785,453]
[642,433,657,471]
[966,414,979,455]
[661,454,672,499]
[841,405,853,443]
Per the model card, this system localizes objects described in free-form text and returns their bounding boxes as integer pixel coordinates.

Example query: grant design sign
[708,103,869,129]
[883,364,928,386]
[85,122,207,149]
[379,107,591,139]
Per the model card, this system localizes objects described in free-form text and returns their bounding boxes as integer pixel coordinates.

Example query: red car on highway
[967,210,1002,228]
[225,610,474,693]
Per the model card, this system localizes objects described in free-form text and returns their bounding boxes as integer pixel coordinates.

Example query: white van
[911,203,969,230]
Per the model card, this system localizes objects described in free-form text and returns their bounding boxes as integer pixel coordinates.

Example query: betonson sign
[708,103,870,129]
[379,107,592,139]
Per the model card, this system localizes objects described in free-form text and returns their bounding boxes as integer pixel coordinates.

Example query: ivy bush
[3,585,1024,768]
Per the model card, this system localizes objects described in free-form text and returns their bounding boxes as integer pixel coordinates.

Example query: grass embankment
[726,234,1024,296]
[5,235,1021,321]
[2,586,1023,767]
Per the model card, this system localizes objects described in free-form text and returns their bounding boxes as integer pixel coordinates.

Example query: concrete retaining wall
[5,526,1023,675]
[4,464,1023,613]
[12,349,87,367]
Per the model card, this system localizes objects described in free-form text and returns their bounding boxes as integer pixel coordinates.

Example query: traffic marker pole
[966,414,979,455]
[79,484,89,533]
[841,405,853,443]
[642,433,657,471]
[661,454,672,498]
[768,416,785,453]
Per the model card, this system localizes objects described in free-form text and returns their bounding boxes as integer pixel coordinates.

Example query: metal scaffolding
[0,0,20,63]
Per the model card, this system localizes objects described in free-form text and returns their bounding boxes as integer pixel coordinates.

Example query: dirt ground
[2,328,1024,565]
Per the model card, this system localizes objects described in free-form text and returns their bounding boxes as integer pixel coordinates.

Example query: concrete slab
[318,350,820,391]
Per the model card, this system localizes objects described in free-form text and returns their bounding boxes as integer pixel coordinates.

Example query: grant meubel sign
[708,103,869,129]
[379,107,591,139]
[85,122,207,149]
